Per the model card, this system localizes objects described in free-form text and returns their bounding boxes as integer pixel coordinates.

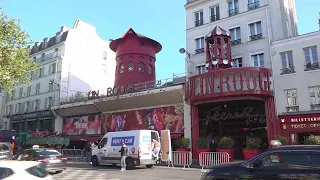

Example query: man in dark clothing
[119,142,128,171]
[209,139,217,152]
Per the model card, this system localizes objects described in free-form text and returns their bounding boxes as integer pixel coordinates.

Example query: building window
[285,89,299,112]
[138,62,145,72]
[41,53,45,62]
[194,11,203,27]
[128,62,134,72]
[248,0,260,10]
[195,37,205,54]
[232,57,243,68]
[304,46,319,71]
[27,86,31,96]
[10,90,15,100]
[309,86,320,110]
[195,65,207,75]
[280,51,295,75]
[228,0,239,16]
[49,79,54,92]
[229,27,241,46]
[119,63,124,74]
[19,88,23,98]
[18,103,22,113]
[49,63,56,74]
[45,97,53,109]
[35,99,40,111]
[103,51,107,60]
[26,101,30,112]
[148,64,153,75]
[249,21,262,41]
[251,53,264,67]
[36,83,40,94]
[210,5,220,22]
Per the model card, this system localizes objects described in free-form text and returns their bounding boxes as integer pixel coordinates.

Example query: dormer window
[139,62,145,72]
[148,64,153,75]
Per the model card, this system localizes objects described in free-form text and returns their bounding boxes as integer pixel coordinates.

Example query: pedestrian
[152,139,160,161]
[119,142,128,172]
[210,139,217,152]
[85,142,92,162]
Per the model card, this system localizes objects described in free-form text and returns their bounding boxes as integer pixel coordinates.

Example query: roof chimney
[43,37,49,48]
[35,42,40,47]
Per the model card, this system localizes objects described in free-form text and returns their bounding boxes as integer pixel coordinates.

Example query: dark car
[15,148,67,174]
[0,142,13,160]
[201,145,320,180]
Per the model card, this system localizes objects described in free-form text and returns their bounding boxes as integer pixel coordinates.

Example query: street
[52,163,201,180]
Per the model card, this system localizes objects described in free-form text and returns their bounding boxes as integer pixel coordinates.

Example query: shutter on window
[45,98,48,109]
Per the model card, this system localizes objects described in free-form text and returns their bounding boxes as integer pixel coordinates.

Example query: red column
[264,97,277,146]
[191,105,199,159]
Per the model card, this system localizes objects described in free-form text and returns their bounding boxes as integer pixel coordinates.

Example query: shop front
[279,112,320,145]
[184,26,277,159]
[9,110,54,133]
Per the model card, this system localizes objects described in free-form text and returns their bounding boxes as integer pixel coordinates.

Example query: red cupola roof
[109,28,162,53]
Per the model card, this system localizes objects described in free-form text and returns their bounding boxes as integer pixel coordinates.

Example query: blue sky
[2,0,319,80]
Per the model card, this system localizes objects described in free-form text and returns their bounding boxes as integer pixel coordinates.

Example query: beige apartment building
[271,31,320,144]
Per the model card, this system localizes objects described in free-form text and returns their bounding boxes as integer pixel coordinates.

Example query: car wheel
[146,164,154,168]
[125,158,135,170]
[91,156,99,166]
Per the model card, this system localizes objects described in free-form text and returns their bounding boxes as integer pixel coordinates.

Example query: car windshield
[25,166,47,178]
[36,149,61,157]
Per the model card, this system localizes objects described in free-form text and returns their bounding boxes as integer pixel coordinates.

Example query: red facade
[109,28,162,87]
[185,26,277,159]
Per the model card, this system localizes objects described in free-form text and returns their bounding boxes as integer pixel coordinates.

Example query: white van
[91,130,171,169]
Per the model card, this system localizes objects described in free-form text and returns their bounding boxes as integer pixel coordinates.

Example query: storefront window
[27,120,37,132]
[12,122,19,133]
[40,119,52,131]
[21,121,26,132]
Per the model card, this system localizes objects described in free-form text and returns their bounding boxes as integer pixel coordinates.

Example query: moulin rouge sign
[184,68,272,101]
[88,84,142,100]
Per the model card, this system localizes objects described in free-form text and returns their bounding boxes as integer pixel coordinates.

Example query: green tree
[0,12,37,94]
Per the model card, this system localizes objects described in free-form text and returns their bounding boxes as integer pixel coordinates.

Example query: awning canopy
[94,85,184,112]
[53,104,100,117]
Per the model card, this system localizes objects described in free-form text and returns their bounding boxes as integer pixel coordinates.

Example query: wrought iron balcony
[210,15,220,22]
[250,34,263,41]
[228,8,239,17]
[231,39,241,46]
[311,104,320,111]
[35,50,64,63]
[195,19,204,27]
[280,66,296,75]
[286,105,299,112]
[195,48,204,54]
[304,62,320,71]
[248,1,260,10]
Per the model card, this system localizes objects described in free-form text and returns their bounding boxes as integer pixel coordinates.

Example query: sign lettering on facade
[288,123,320,129]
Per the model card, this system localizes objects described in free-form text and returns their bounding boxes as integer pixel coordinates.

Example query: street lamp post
[49,80,61,105]
[179,48,194,76]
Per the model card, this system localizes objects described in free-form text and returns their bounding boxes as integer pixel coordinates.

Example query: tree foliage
[0,12,37,94]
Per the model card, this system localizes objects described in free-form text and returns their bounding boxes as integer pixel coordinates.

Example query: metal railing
[194,19,204,27]
[228,8,239,16]
[57,73,186,105]
[35,50,64,63]
[167,151,192,170]
[60,149,85,161]
[248,1,260,10]
[305,62,320,71]
[198,152,230,169]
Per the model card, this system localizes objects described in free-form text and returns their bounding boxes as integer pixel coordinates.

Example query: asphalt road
[52,163,201,180]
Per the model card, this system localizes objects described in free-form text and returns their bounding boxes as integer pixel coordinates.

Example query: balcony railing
[195,19,204,27]
[210,15,220,22]
[195,48,205,54]
[304,62,320,71]
[250,34,263,41]
[57,73,186,105]
[228,8,239,16]
[286,105,299,112]
[231,39,241,46]
[35,50,64,63]
[248,1,260,10]
[280,66,296,75]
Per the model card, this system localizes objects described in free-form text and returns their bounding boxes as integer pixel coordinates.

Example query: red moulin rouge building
[184,27,277,159]
[52,28,185,147]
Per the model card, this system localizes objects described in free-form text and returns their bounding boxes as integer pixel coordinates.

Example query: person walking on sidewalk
[119,142,128,172]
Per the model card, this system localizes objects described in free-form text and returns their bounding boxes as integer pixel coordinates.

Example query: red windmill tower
[205,26,233,71]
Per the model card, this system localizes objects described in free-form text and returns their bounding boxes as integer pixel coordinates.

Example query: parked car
[0,142,13,160]
[201,145,320,180]
[15,146,67,174]
[0,160,53,179]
